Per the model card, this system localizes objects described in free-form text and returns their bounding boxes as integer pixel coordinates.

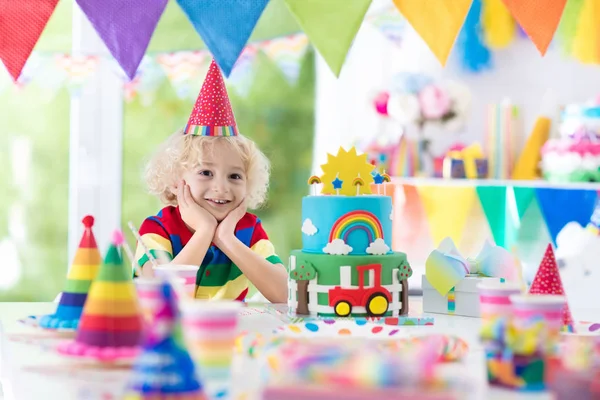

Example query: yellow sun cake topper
[320,147,375,196]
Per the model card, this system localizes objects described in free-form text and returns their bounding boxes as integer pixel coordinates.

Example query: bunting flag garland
[75,0,168,80]
[283,0,372,77]
[227,46,259,98]
[261,34,310,85]
[0,0,60,81]
[55,55,101,92]
[476,186,519,248]
[155,51,210,100]
[417,186,477,246]
[481,0,516,49]
[123,56,165,105]
[501,0,567,55]
[535,188,598,246]
[571,0,600,64]
[556,0,585,56]
[392,0,473,65]
[367,8,407,48]
[176,0,269,77]
[512,187,535,220]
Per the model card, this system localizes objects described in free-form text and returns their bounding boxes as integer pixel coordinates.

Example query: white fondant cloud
[366,238,390,255]
[301,218,318,236]
[389,207,394,221]
[323,239,353,255]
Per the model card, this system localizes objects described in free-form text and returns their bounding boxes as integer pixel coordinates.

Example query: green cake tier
[288,250,412,317]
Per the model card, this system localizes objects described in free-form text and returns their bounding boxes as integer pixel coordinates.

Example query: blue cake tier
[301,195,393,255]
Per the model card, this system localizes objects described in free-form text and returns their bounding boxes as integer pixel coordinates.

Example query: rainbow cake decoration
[123,281,205,400]
[541,101,600,182]
[290,147,412,318]
[39,215,102,330]
[58,231,144,362]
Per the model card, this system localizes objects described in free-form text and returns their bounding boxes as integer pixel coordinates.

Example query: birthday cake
[541,103,600,182]
[288,147,412,317]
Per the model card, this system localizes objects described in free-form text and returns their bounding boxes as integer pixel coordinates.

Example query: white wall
[314,19,600,173]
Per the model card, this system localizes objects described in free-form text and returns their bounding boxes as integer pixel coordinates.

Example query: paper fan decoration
[124,282,206,399]
[39,216,102,330]
[58,231,144,362]
[528,244,575,332]
[183,59,238,137]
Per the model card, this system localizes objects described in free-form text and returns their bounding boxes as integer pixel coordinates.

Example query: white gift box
[422,274,502,317]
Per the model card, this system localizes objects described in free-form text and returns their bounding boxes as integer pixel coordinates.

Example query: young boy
[135,60,287,304]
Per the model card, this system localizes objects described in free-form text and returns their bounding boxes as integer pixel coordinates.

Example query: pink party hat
[183,59,238,137]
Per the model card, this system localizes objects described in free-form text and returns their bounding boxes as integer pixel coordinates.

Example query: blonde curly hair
[144,130,270,209]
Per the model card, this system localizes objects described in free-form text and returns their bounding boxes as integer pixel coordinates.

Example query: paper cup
[509,295,566,333]
[153,264,198,298]
[135,277,185,323]
[477,281,522,319]
[180,300,243,382]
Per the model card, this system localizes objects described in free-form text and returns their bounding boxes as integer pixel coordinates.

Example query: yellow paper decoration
[482,0,516,49]
[392,0,473,65]
[446,143,485,179]
[417,186,477,246]
[572,0,600,64]
[320,147,375,196]
[511,116,551,180]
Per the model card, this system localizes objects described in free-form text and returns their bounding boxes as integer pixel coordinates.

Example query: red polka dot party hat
[528,244,575,332]
[184,59,238,137]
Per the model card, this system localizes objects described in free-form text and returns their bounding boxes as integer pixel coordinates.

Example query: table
[0,298,595,400]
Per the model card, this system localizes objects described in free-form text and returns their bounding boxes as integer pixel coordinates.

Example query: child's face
[180,141,247,222]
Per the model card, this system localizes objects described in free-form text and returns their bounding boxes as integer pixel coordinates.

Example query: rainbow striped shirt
[135,206,282,301]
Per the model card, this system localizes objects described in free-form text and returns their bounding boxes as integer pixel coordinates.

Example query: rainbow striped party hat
[58,231,144,361]
[183,59,238,137]
[40,215,102,330]
[124,282,206,400]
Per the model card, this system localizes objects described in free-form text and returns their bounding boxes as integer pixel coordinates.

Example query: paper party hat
[529,244,575,332]
[124,282,205,400]
[58,231,144,361]
[183,59,238,137]
[40,215,102,330]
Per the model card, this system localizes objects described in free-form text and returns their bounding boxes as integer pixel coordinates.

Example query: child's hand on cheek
[214,199,247,248]
[177,180,217,233]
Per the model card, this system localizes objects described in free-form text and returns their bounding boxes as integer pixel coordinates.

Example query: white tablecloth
[1,298,596,400]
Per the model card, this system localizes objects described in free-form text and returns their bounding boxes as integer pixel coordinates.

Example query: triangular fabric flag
[155,51,210,100]
[184,60,239,137]
[529,244,575,331]
[481,0,516,49]
[417,186,477,246]
[476,186,516,248]
[556,0,585,56]
[58,231,143,362]
[501,0,567,55]
[0,0,60,81]
[535,188,598,246]
[124,282,206,399]
[39,216,102,330]
[176,0,269,77]
[367,7,407,48]
[571,0,600,64]
[283,0,372,77]
[513,187,535,220]
[261,34,310,85]
[228,46,259,98]
[75,0,168,80]
[392,0,473,65]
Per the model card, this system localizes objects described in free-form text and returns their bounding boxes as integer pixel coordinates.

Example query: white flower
[301,219,318,236]
[323,239,353,255]
[443,80,471,116]
[387,93,421,125]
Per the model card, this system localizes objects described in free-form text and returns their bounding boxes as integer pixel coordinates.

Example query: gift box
[442,143,488,179]
[422,237,521,318]
[422,275,502,317]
